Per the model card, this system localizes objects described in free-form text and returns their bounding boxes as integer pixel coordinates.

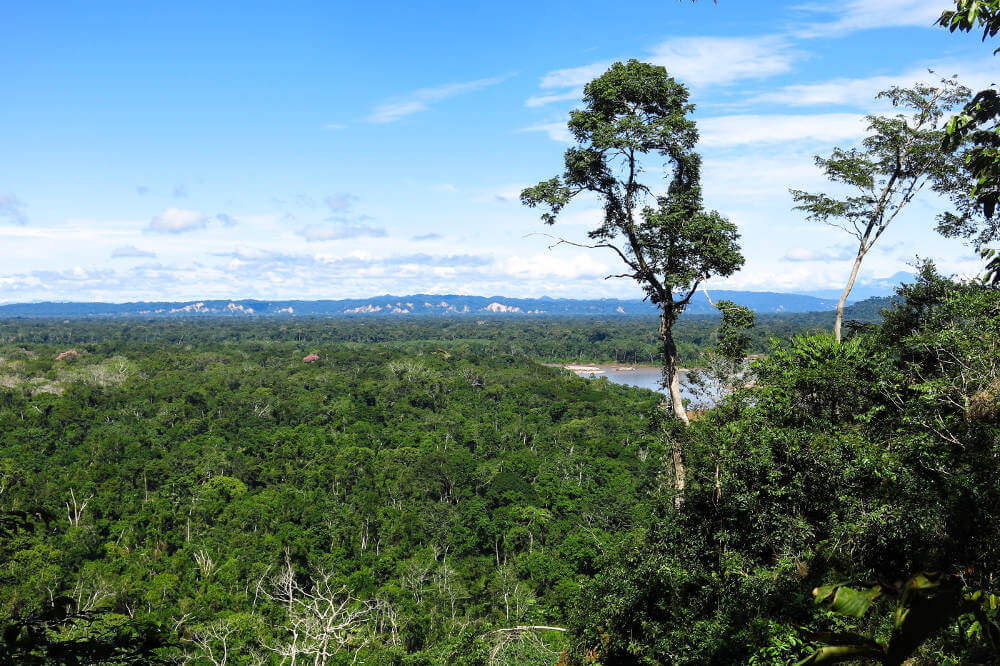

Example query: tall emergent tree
[521,60,743,429]
[791,78,973,343]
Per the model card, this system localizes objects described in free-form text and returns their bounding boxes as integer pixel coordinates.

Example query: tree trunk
[659,309,688,509]
[670,437,686,509]
[659,311,689,425]
[834,249,866,343]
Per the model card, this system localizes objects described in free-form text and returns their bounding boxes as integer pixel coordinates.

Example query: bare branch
[524,232,638,271]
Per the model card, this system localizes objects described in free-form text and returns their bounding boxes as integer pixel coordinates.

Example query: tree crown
[521,59,743,308]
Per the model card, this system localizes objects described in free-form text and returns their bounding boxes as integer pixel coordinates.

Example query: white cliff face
[483,302,522,313]
[226,302,254,314]
[169,302,209,313]
[344,304,383,313]
[275,306,294,314]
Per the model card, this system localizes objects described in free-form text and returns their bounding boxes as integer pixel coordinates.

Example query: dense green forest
[4,0,1000,662]
[1,317,666,663]
[1,270,998,664]
[0,297,884,369]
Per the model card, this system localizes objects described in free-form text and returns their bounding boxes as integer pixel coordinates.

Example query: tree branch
[524,232,638,272]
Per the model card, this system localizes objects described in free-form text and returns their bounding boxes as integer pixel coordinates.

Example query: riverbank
[546,363,693,375]
[545,363,698,396]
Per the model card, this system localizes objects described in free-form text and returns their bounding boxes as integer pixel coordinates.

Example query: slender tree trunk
[659,311,689,425]
[670,437,686,509]
[834,248,866,343]
[659,309,688,509]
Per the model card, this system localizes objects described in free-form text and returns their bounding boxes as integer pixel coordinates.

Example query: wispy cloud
[791,0,944,38]
[172,184,188,198]
[479,183,531,203]
[296,223,387,242]
[322,123,347,130]
[519,121,572,143]
[368,74,511,123]
[527,36,801,109]
[111,245,157,259]
[412,232,443,241]
[648,36,801,87]
[752,62,998,108]
[324,193,358,212]
[698,113,866,147]
[501,252,610,281]
[525,89,586,108]
[147,208,210,234]
[782,246,856,262]
[0,194,28,225]
[537,62,611,89]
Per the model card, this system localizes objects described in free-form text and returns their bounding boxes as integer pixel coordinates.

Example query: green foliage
[939,0,1000,46]
[521,59,743,312]
[792,79,973,244]
[983,247,1000,285]
[0,312,873,369]
[1,275,993,664]
[799,573,1000,665]
[713,300,755,364]
[521,59,743,421]
[568,271,1000,664]
[791,76,975,340]
[938,0,1000,248]
[0,333,666,663]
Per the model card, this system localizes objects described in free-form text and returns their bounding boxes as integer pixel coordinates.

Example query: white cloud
[368,74,511,123]
[755,74,910,108]
[698,113,866,147]
[111,245,157,259]
[525,89,583,108]
[538,62,611,89]
[370,101,427,124]
[147,208,210,234]
[791,0,945,38]
[702,154,826,205]
[0,194,27,225]
[782,246,856,262]
[558,207,606,228]
[324,193,358,212]
[479,183,531,204]
[519,121,572,143]
[501,252,610,280]
[753,62,999,108]
[648,36,800,87]
[527,36,800,109]
[296,223,387,242]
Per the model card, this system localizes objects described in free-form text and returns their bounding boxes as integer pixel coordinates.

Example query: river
[562,364,698,399]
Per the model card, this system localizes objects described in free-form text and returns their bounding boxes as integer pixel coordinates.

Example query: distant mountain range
[798,272,914,301]
[0,291,847,318]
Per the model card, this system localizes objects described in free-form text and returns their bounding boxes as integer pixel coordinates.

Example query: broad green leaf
[828,586,882,618]
[813,584,838,604]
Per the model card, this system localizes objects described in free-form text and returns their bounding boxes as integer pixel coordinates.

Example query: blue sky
[1,0,996,302]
